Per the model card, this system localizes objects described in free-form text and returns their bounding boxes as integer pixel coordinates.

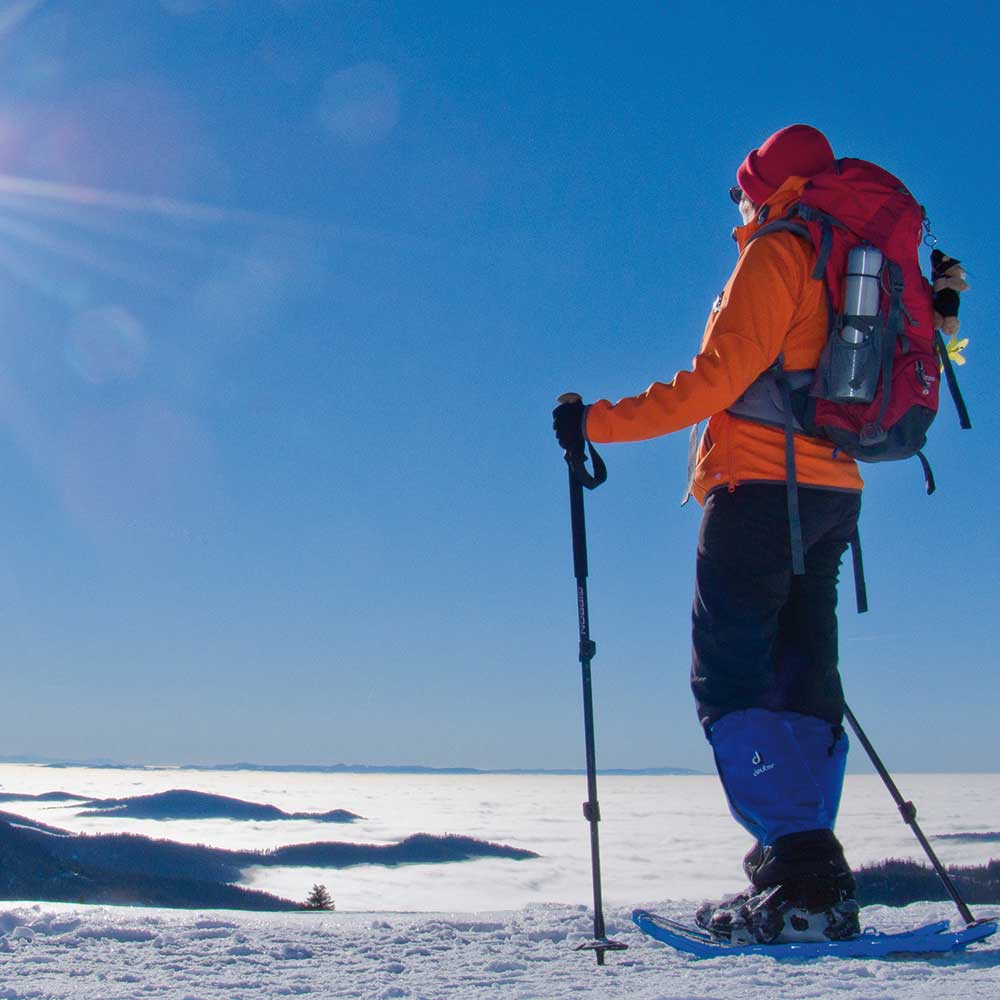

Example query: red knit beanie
[736,124,835,205]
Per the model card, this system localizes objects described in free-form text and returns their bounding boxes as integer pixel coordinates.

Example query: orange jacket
[584,177,863,505]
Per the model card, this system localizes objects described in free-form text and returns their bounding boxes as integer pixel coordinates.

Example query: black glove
[552,394,586,457]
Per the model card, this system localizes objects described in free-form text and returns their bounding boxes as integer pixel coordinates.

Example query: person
[553,124,874,945]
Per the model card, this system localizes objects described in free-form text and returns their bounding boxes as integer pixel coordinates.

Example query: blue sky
[0,0,996,772]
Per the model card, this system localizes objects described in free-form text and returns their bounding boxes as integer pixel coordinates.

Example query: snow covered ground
[1,899,998,999]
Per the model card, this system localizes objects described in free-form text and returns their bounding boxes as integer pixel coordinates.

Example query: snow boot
[738,830,859,944]
[702,833,859,944]
[751,829,855,895]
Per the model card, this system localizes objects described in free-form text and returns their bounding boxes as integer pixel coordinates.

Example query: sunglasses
[729,186,743,205]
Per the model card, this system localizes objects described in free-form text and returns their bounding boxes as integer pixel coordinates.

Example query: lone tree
[303,883,335,911]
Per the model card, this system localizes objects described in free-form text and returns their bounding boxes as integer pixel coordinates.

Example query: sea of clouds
[1,764,997,912]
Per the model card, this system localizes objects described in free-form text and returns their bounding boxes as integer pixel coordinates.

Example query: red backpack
[769,160,967,456]
[727,159,970,601]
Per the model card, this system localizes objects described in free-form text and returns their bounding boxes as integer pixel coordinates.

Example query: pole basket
[576,937,629,966]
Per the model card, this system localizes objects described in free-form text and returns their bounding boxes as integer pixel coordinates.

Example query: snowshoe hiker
[553,123,968,945]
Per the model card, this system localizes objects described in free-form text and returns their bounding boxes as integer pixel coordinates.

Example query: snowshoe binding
[700,879,861,945]
[697,837,860,945]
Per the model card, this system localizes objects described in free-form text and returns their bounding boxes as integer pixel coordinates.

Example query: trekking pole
[843,703,983,926]
[562,435,627,965]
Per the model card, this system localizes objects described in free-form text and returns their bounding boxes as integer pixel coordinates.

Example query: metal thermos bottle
[827,245,883,403]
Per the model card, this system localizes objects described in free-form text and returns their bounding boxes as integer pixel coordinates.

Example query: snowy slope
[0,900,997,999]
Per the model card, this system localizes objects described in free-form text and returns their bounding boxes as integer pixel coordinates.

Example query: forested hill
[0,812,537,910]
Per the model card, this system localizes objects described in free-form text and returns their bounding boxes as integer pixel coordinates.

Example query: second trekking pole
[843,702,986,927]
[562,433,627,966]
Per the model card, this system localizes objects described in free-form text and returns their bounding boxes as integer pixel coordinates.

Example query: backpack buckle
[860,422,887,446]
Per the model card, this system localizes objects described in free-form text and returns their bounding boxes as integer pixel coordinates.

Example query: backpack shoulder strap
[772,357,806,577]
[746,205,842,282]
[745,217,811,250]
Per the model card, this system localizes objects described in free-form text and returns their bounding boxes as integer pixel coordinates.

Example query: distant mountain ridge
[0,755,701,775]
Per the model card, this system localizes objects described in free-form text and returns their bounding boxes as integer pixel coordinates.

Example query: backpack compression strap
[859,260,906,447]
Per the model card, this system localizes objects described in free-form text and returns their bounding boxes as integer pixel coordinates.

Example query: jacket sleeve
[585,232,810,444]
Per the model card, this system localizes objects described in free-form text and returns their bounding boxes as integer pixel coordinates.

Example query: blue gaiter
[710,708,848,846]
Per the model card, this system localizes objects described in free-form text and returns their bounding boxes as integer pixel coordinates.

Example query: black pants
[690,484,861,732]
